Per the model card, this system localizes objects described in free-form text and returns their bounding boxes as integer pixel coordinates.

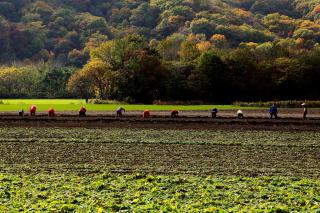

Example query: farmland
[0,126,320,211]
[0,99,258,111]
[1,173,319,212]
[1,128,320,176]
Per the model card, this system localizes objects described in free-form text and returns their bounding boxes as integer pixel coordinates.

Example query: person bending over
[79,106,87,117]
[116,107,125,117]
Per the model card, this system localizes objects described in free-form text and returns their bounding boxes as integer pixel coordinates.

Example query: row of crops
[0,173,319,212]
[0,127,319,211]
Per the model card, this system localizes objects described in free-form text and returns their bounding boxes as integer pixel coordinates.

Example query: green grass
[0,99,258,111]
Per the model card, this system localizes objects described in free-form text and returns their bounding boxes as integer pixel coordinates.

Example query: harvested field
[0,128,319,177]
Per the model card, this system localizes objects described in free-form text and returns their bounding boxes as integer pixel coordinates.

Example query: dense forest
[0,0,320,103]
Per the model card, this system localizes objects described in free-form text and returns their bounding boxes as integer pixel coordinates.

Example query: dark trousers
[238,114,244,119]
[171,113,178,118]
[303,112,307,119]
[79,111,86,117]
[270,113,277,119]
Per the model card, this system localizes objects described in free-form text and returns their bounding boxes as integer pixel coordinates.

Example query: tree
[190,18,215,38]
[263,13,296,37]
[210,34,228,49]
[81,59,118,99]
[179,40,199,62]
[41,67,76,98]
[196,41,213,52]
[0,65,42,98]
[157,33,185,61]
[118,55,169,103]
[67,49,89,67]
[130,3,159,28]
[67,70,93,99]
[250,0,299,17]
[272,57,302,99]
[196,51,230,101]
[0,2,16,20]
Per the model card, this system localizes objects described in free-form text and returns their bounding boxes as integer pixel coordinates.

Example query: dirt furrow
[0,142,319,177]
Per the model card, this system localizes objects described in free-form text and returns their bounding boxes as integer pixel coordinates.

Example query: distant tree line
[1,34,320,103]
[0,0,320,65]
[1,0,320,103]
[0,64,75,99]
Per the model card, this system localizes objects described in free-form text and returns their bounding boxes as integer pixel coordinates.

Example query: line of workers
[18,103,309,119]
[19,106,179,118]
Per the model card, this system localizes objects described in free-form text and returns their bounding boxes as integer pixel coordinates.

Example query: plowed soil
[0,112,320,131]
[0,128,319,177]
[1,109,319,176]
[1,142,319,176]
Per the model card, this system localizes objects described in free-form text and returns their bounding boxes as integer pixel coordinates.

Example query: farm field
[0,127,320,211]
[0,173,319,212]
[2,99,320,121]
[1,128,320,176]
[0,99,257,111]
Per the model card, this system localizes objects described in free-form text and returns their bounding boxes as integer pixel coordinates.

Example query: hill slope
[0,0,319,64]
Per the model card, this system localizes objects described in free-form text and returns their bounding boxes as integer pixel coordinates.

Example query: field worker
[237,110,244,119]
[48,108,55,117]
[171,109,179,118]
[143,109,150,118]
[269,103,278,119]
[30,105,37,116]
[18,109,24,116]
[302,103,308,120]
[116,107,125,117]
[211,107,218,118]
[79,106,87,117]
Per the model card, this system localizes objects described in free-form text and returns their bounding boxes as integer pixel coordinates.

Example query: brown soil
[0,112,320,131]
[1,141,319,177]
[2,108,320,118]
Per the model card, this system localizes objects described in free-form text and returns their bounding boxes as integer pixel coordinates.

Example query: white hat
[301,103,306,106]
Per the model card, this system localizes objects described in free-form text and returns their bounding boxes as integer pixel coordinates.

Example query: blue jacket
[269,106,277,114]
[211,108,218,113]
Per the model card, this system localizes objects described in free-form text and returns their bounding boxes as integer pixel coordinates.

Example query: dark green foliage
[0,0,318,64]
[250,0,300,17]
[196,52,230,101]
[1,0,320,102]
[40,67,76,98]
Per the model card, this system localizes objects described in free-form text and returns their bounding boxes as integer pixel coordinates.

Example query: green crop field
[0,127,319,211]
[0,99,257,111]
[0,173,319,212]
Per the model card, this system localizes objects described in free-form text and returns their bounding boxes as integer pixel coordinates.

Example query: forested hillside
[0,0,320,102]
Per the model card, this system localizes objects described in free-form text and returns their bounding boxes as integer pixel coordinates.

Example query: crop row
[0,127,320,147]
[0,173,319,212]
[0,128,319,177]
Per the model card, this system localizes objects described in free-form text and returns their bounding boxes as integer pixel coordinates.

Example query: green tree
[179,40,200,62]
[81,59,118,99]
[41,67,76,98]
[118,55,169,103]
[67,70,93,99]
[190,18,215,38]
[196,51,229,101]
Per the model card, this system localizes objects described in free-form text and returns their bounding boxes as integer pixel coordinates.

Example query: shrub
[88,99,125,104]
[233,100,320,108]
